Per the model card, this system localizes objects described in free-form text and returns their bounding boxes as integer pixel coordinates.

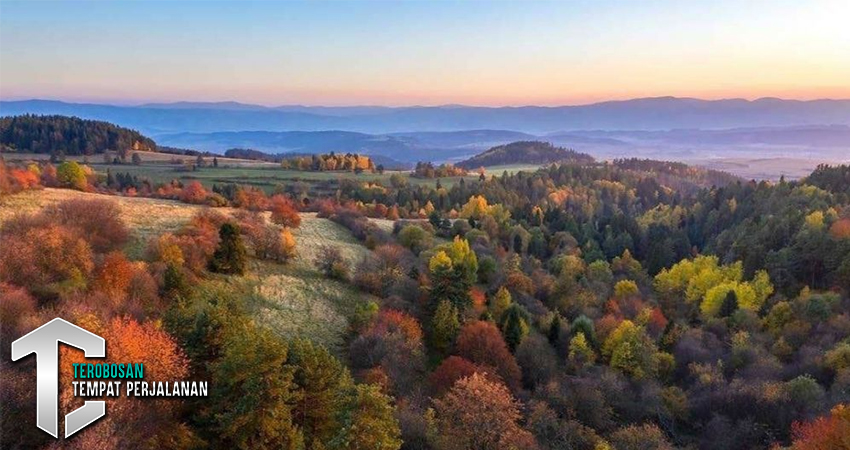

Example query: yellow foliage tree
[459,195,489,220]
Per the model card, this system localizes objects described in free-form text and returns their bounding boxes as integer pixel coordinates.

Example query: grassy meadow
[3,150,483,194]
[0,188,380,350]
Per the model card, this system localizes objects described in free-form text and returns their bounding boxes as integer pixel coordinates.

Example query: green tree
[429,237,478,312]
[56,160,87,190]
[547,314,562,345]
[209,328,303,450]
[499,304,530,352]
[286,339,354,446]
[161,263,188,301]
[209,223,247,275]
[431,299,460,353]
[602,320,658,379]
[490,286,512,322]
[571,315,596,347]
[718,290,738,317]
[329,384,402,450]
[398,225,431,255]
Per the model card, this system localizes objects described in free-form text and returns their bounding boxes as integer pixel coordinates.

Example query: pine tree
[162,263,188,300]
[719,290,738,317]
[209,223,247,275]
[499,304,529,352]
[548,314,562,345]
[490,286,512,322]
[431,300,460,353]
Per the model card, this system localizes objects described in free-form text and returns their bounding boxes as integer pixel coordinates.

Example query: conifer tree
[209,223,247,275]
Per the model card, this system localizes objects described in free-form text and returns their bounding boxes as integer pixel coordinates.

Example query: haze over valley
[3,97,849,179]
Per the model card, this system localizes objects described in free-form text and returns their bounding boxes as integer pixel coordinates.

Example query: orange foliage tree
[789,404,850,450]
[269,195,301,228]
[179,180,208,204]
[0,223,94,297]
[93,251,135,302]
[432,373,537,450]
[59,316,191,447]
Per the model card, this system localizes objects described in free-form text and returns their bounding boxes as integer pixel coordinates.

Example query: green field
[480,164,544,175]
[3,150,529,193]
[94,163,476,192]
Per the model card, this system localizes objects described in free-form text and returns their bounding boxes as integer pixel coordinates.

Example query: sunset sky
[1,0,848,106]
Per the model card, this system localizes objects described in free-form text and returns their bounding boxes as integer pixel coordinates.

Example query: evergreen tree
[719,290,739,317]
[499,304,530,352]
[209,223,247,275]
[161,263,188,300]
[490,286,512,322]
[431,300,460,353]
[548,314,562,345]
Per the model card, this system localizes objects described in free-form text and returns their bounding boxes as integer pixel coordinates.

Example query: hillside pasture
[0,188,381,349]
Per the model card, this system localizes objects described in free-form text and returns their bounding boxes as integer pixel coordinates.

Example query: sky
[1,0,849,107]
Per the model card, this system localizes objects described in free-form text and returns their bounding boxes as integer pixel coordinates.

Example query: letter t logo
[11,318,107,438]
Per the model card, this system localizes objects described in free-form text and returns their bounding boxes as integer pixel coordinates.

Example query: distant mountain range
[2,98,848,175]
[145,125,850,164]
[2,97,849,135]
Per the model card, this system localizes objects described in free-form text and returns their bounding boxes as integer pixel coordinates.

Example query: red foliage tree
[269,195,301,228]
[454,321,522,391]
[46,198,130,252]
[366,309,424,344]
[0,283,37,357]
[0,223,94,297]
[9,168,40,190]
[179,180,208,204]
[428,356,495,398]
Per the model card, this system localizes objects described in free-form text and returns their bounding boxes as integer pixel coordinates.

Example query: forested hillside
[456,140,595,169]
[2,146,850,449]
[0,114,156,155]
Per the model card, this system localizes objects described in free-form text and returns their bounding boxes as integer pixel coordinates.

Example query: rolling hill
[456,141,595,169]
[0,114,156,155]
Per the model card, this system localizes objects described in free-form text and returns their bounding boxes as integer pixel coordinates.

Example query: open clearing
[3,151,476,193]
[0,188,380,349]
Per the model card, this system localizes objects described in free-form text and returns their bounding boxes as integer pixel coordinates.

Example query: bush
[314,246,349,280]
[269,195,301,228]
[45,198,130,252]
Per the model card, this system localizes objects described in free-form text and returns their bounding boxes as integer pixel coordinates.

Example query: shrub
[269,195,301,228]
[0,223,94,298]
[179,181,208,204]
[315,245,349,280]
[46,198,130,252]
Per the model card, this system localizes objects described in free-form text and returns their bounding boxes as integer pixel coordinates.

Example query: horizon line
[3,95,850,110]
